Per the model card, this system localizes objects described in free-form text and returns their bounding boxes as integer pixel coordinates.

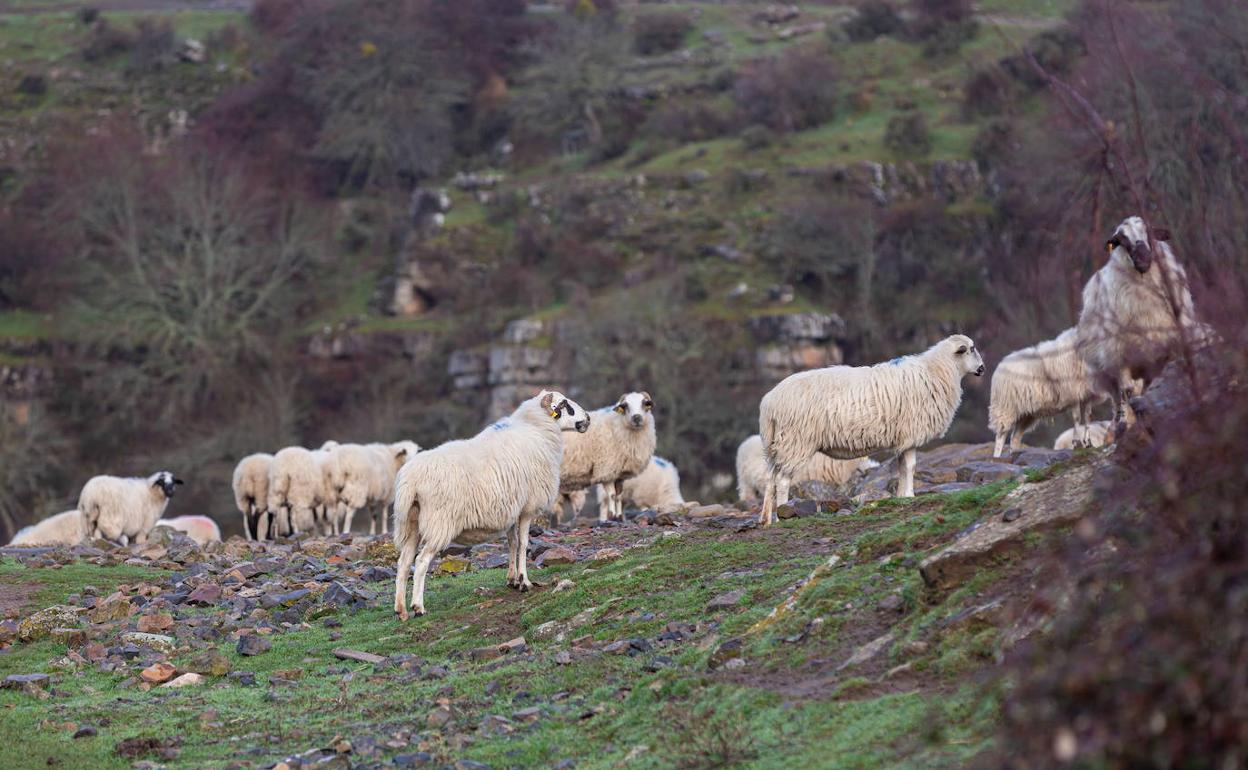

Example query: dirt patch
[0,582,38,617]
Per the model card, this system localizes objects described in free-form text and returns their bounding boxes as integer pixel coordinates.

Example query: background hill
[0,0,1244,537]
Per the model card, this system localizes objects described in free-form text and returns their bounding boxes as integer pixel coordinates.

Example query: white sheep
[232,453,273,541]
[579,455,687,520]
[1076,216,1199,430]
[8,510,87,546]
[363,441,420,534]
[267,447,323,537]
[311,447,341,535]
[323,443,384,534]
[735,434,874,503]
[558,392,657,523]
[1054,420,1112,451]
[758,335,985,524]
[987,328,1108,457]
[79,471,183,545]
[153,515,222,546]
[392,390,589,619]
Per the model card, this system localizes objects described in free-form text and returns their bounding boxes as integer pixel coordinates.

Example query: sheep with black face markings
[391,390,588,619]
[79,471,183,545]
[1076,216,1200,431]
[988,328,1108,457]
[758,335,984,524]
[557,392,657,523]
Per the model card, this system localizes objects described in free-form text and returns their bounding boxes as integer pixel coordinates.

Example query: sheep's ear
[1151,227,1171,242]
[540,392,554,412]
[1105,235,1120,252]
[173,478,185,486]
[955,345,968,355]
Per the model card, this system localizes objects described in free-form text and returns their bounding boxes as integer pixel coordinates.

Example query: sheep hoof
[396,608,409,622]
[519,581,532,593]
[411,605,426,616]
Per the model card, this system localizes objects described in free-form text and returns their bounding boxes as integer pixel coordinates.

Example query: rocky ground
[0,443,1105,770]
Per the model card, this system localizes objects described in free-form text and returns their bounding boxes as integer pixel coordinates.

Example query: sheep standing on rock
[1076,216,1199,431]
[154,515,222,545]
[735,434,873,504]
[558,392,657,523]
[988,328,1107,457]
[267,447,323,538]
[79,471,183,545]
[1054,420,1112,451]
[758,335,984,524]
[8,510,87,546]
[392,390,589,620]
[232,453,273,540]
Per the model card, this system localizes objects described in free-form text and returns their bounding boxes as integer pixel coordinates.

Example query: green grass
[0,310,52,340]
[0,557,165,609]
[0,493,1026,769]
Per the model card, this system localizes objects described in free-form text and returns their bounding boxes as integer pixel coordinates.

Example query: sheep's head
[946,335,985,377]
[1107,216,1170,274]
[613,391,654,430]
[539,390,590,433]
[151,470,184,498]
[389,440,421,468]
[321,440,340,451]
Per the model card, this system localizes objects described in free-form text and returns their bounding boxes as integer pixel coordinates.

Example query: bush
[78,7,99,25]
[81,19,134,62]
[128,18,177,73]
[740,124,776,151]
[733,49,839,133]
[1000,26,1086,89]
[643,100,733,144]
[962,66,1014,118]
[844,0,903,42]
[633,12,693,55]
[910,0,977,56]
[970,118,1018,169]
[884,111,931,157]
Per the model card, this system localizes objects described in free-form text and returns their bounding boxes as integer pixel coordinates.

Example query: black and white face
[613,392,654,429]
[1107,216,1170,274]
[540,390,590,433]
[152,471,184,498]
[948,335,985,377]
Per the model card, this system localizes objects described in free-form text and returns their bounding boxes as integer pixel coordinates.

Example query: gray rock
[707,590,744,610]
[235,634,271,656]
[956,461,1023,485]
[837,632,894,671]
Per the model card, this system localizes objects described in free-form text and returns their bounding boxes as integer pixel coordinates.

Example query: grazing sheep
[311,448,342,536]
[1054,420,1112,451]
[267,447,323,538]
[8,510,87,546]
[558,392,657,523]
[758,335,985,524]
[325,443,384,534]
[364,441,420,534]
[154,515,222,546]
[1076,216,1199,430]
[735,434,874,504]
[232,453,273,541]
[988,328,1108,457]
[79,471,183,545]
[392,390,589,619]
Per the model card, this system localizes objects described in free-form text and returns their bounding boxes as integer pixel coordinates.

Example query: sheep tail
[392,478,419,554]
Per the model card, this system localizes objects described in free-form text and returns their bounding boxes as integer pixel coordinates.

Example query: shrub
[884,111,932,157]
[970,118,1018,169]
[643,100,733,144]
[962,66,1014,118]
[1000,26,1086,89]
[844,0,903,42]
[128,18,177,73]
[740,124,776,151]
[633,12,693,55]
[78,7,99,25]
[909,0,977,56]
[81,19,134,62]
[733,49,839,133]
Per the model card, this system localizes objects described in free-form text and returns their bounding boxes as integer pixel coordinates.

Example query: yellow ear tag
[550,411,558,418]
[1106,243,1114,252]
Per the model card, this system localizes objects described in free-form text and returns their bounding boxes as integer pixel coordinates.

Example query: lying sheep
[578,456,686,520]
[79,471,183,545]
[154,515,222,546]
[735,434,874,503]
[365,441,420,534]
[267,447,323,538]
[758,335,984,524]
[8,510,87,546]
[988,328,1108,457]
[1076,217,1200,430]
[232,453,273,541]
[558,392,657,523]
[1054,420,1112,451]
[392,390,589,619]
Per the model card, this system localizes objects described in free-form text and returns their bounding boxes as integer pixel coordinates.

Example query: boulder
[18,605,82,643]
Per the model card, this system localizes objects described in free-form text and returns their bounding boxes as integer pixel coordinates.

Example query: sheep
[8,510,87,546]
[758,335,985,524]
[363,441,420,534]
[735,434,874,504]
[232,453,273,541]
[558,392,657,523]
[324,443,384,534]
[154,515,222,546]
[1054,420,1112,451]
[79,471,183,545]
[1076,216,1199,431]
[577,456,686,520]
[311,447,342,535]
[267,447,323,538]
[987,328,1108,457]
[392,390,589,619]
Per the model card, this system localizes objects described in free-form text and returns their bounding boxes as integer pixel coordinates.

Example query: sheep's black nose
[576,420,589,433]
[976,365,985,376]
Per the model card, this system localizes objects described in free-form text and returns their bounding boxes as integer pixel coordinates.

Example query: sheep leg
[505,525,519,587]
[612,479,625,520]
[369,508,378,536]
[992,429,1008,459]
[409,543,437,616]
[381,504,389,534]
[897,448,917,498]
[394,536,417,620]
[1117,368,1138,429]
[515,513,534,591]
[759,469,779,526]
[597,486,611,523]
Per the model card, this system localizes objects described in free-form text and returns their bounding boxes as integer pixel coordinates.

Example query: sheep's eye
[614,404,626,413]
[643,400,653,410]
[955,346,967,355]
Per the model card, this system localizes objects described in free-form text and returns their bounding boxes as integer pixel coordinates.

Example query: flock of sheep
[7,215,1214,621]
